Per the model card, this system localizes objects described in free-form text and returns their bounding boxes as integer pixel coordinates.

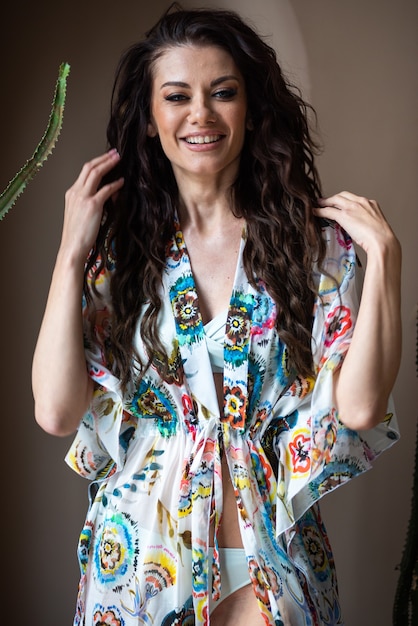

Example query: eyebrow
[160,75,240,90]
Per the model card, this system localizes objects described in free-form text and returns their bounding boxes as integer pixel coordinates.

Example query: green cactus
[0,62,70,221]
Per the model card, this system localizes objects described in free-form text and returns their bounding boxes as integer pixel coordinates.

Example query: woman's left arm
[314,191,402,431]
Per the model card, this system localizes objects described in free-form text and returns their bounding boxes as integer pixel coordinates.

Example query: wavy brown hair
[85,5,327,391]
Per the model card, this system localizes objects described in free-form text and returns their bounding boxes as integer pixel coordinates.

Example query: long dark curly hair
[85,5,326,391]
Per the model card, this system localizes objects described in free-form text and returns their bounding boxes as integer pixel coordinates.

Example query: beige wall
[0,1,416,624]
[290,3,418,625]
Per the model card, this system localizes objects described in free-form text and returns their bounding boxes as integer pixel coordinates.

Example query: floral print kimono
[66,220,399,626]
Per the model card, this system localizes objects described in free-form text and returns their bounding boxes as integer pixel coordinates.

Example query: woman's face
[148,44,248,186]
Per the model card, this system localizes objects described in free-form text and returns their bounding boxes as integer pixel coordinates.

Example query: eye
[213,88,238,100]
[165,93,189,102]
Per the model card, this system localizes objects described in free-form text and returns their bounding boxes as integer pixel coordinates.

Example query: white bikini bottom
[209,547,251,614]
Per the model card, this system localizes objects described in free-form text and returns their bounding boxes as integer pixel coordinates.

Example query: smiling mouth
[184,134,223,144]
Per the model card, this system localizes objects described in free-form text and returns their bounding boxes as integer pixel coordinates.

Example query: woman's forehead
[151,44,239,80]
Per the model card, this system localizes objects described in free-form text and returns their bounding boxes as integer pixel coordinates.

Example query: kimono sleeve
[65,260,137,481]
[273,222,399,535]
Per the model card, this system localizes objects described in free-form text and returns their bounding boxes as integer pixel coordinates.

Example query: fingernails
[108,148,120,158]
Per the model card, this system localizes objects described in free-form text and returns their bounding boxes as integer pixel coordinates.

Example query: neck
[173,162,242,233]
[176,179,239,235]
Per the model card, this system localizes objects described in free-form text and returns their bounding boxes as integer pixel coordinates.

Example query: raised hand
[314,191,401,430]
[60,149,124,261]
[32,150,123,436]
[314,191,399,256]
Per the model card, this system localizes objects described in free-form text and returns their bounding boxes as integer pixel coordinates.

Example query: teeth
[185,135,221,144]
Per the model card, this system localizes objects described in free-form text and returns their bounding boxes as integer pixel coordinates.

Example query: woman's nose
[187,96,217,125]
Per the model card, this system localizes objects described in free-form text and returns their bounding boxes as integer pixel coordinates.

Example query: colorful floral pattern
[130,379,178,437]
[224,293,253,367]
[288,429,311,475]
[324,305,352,348]
[171,274,204,346]
[93,605,125,626]
[67,222,399,625]
[223,384,247,428]
[92,511,139,591]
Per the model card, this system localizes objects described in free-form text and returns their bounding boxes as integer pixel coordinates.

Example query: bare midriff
[209,372,244,548]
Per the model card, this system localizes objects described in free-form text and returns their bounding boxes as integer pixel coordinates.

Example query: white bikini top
[204,309,227,374]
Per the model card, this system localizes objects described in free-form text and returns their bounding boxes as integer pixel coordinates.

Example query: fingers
[95,175,125,206]
[314,192,383,223]
[76,148,121,192]
[313,191,397,255]
[66,148,124,211]
[60,150,124,260]
[317,191,380,212]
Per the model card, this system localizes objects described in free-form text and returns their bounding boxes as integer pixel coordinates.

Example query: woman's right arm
[32,149,124,437]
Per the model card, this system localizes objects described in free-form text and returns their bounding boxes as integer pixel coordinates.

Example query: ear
[147,121,158,138]
[246,117,254,131]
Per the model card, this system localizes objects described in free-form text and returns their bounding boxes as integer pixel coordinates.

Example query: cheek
[233,113,249,148]
[158,137,176,160]
[152,108,181,140]
[229,106,248,138]
[155,128,180,163]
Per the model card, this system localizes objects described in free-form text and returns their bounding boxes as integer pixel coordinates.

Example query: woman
[32,6,401,626]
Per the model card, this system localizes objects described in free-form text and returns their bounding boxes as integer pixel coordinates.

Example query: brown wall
[0,1,416,624]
